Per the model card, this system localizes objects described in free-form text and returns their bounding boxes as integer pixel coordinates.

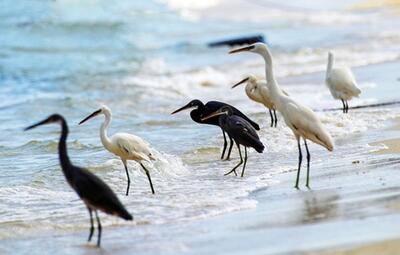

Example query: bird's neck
[260,47,284,107]
[326,55,334,77]
[245,83,255,97]
[190,110,200,122]
[219,114,228,127]
[100,113,113,149]
[260,47,276,84]
[58,119,73,179]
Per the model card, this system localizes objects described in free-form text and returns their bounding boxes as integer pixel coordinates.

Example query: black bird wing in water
[207,101,260,130]
[73,167,133,220]
[225,115,264,153]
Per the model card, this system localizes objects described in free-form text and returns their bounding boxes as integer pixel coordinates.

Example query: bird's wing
[284,101,333,151]
[230,106,260,131]
[228,116,260,141]
[226,116,264,152]
[328,68,361,96]
[73,167,131,219]
[205,101,225,114]
[112,133,155,161]
[207,101,260,130]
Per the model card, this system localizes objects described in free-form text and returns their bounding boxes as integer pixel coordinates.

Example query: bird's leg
[140,163,155,194]
[295,138,302,189]
[273,109,278,128]
[240,147,248,177]
[87,207,94,242]
[221,130,228,160]
[95,211,102,247]
[345,100,349,113]
[224,143,242,176]
[304,139,311,188]
[269,109,274,127]
[225,134,234,161]
[122,160,131,196]
[341,99,346,113]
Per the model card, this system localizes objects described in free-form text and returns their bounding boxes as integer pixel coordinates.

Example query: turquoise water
[0,0,400,253]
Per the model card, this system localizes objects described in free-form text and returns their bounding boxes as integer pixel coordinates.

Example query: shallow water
[0,0,400,252]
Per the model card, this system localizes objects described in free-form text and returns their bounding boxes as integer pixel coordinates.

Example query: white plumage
[110,133,155,162]
[232,75,288,127]
[325,52,361,113]
[79,105,156,195]
[229,43,334,188]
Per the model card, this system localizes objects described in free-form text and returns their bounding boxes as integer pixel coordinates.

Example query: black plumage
[25,114,132,247]
[171,99,260,160]
[202,106,264,177]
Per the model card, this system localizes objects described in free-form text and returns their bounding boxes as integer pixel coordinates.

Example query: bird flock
[24,43,361,247]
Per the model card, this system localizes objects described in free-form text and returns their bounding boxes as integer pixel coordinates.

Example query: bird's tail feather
[254,140,265,153]
[118,208,133,221]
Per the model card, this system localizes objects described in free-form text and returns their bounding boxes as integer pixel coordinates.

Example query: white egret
[232,75,288,127]
[325,52,361,113]
[79,105,156,195]
[229,43,334,188]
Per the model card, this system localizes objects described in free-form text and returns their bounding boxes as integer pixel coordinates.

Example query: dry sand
[312,239,400,255]
[370,117,400,154]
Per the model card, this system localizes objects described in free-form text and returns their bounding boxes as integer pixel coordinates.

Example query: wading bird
[79,105,155,196]
[202,106,264,177]
[232,75,288,127]
[25,114,132,247]
[229,43,334,188]
[171,100,260,160]
[326,52,361,113]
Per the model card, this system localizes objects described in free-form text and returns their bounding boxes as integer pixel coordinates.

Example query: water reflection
[300,190,340,224]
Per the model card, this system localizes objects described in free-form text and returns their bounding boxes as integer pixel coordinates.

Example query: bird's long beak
[201,111,225,121]
[79,109,101,125]
[171,103,192,115]
[232,77,249,89]
[229,45,255,54]
[24,118,51,131]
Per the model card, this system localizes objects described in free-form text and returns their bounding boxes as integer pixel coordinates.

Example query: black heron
[25,114,133,247]
[171,100,260,160]
[202,106,264,177]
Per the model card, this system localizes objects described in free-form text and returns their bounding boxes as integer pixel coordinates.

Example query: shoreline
[370,117,400,154]
[1,60,400,255]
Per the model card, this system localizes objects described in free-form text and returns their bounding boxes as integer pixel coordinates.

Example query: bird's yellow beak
[232,77,250,89]
[201,111,225,121]
[79,109,101,125]
[228,45,255,54]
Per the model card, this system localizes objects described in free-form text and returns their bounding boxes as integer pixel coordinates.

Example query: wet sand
[319,118,400,254]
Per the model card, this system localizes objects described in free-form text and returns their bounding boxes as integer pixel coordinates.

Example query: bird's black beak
[24,118,51,131]
[232,77,250,89]
[201,110,226,121]
[79,109,101,125]
[171,103,193,115]
[229,45,255,54]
